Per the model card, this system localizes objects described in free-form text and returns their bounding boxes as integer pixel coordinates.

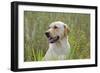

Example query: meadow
[24,11,90,62]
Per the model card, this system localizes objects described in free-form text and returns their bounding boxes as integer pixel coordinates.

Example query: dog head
[45,21,70,43]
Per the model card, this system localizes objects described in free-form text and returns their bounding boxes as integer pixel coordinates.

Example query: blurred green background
[24,11,90,62]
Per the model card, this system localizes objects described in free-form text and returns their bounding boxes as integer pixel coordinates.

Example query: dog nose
[45,32,50,37]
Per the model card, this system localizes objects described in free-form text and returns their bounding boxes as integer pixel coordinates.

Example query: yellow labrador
[43,21,70,60]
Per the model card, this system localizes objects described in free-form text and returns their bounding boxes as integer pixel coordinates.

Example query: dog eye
[54,26,58,29]
[48,27,50,29]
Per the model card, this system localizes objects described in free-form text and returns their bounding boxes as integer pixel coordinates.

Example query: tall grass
[24,11,90,61]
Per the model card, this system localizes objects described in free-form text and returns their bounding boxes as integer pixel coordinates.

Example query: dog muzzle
[45,32,59,43]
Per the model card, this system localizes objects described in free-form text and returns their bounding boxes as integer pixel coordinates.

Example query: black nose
[45,32,50,37]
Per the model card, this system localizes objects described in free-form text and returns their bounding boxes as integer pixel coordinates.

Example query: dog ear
[64,24,70,37]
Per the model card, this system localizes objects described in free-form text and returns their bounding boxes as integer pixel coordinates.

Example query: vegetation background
[24,11,90,62]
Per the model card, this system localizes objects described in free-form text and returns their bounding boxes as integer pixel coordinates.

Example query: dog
[43,21,70,61]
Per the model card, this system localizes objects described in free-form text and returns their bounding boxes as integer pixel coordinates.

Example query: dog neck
[44,36,70,60]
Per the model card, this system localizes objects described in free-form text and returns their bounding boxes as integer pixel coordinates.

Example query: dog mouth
[47,36,59,43]
[45,32,59,43]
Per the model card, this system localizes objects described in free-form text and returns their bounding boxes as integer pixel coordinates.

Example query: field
[24,11,90,62]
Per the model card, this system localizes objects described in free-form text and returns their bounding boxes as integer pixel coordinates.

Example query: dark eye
[54,26,58,29]
[48,27,50,29]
